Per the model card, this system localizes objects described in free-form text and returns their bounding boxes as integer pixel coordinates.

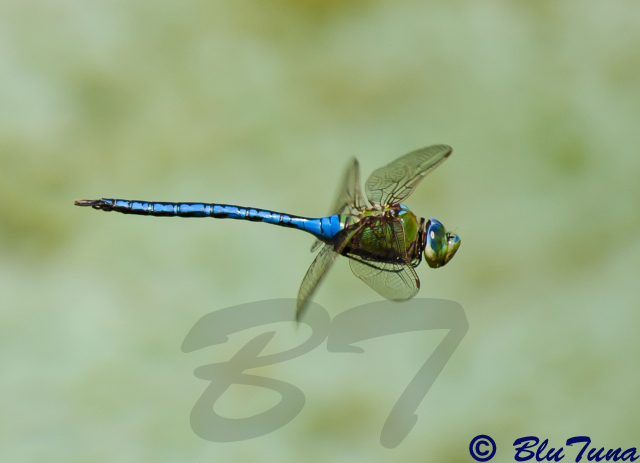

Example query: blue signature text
[514,436,639,462]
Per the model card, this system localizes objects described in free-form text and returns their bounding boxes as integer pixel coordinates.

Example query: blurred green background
[2,0,640,461]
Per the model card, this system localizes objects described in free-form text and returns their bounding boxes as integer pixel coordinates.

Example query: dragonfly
[75,144,460,321]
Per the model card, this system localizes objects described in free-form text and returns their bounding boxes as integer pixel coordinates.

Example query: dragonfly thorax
[347,204,423,265]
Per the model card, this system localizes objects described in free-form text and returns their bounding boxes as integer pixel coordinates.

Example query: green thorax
[339,204,422,264]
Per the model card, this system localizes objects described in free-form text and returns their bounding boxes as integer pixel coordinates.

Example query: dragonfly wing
[310,157,366,251]
[365,144,452,206]
[347,216,419,300]
[298,224,363,321]
[347,216,409,262]
[348,256,420,300]
[330,157,366,215]
[310,240,323,252]
[297,244,338,321]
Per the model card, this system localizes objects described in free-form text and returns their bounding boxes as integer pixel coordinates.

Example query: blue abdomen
[93,199,342,241]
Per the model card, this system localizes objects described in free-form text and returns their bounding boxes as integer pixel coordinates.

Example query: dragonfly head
[423,219,460,268]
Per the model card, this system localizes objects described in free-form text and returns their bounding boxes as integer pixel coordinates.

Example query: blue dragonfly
[75,145,460,321]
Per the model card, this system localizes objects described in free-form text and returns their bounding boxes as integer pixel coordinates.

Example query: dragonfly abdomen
[74,198,342,240]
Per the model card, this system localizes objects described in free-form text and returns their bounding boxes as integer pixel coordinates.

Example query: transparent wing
[346,216,408,262]
[349,257,420,301]
[330,157,366,215]
[311,157,366,252]
[365,144,452,206]
[297,245,337,321]
[310,239,323,253]
[297,224,363,321]
[346,216,419,300]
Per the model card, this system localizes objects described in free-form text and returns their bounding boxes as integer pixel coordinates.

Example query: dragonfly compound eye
[444,232,460,264]
[424,219,448,268]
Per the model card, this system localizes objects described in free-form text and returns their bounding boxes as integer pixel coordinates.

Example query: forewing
[310,157,366,252]
[297,224,363,321]
[365,144,452,206]
[348,257,420,300]
[331,157,366,215]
